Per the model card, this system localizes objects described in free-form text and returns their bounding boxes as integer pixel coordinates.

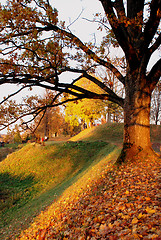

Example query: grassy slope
[71,122,161,143]
[17,148,161,240]
[16,124,161,240]
[70,123,124,143]
[0,123,160,239]
[0,131,120,239]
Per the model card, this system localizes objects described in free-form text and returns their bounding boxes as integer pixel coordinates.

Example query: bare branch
[30,109,46,133]
[37,24,125,84]
[67,8,84,30]
[147,58,161,91]
[0,85,34,105]
[143,0,161,49]
[82,17,110,31]
[99,0,131,60]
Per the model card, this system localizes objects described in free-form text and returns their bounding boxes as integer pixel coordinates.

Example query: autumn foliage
[16,155,161,239]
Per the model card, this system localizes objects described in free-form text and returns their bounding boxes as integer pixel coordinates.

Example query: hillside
[70,123,161,153]
[16,150,161,240]
[0,123,160,239]
[71,122,161,143]
[0,127,120,239]
[71,123,124,143]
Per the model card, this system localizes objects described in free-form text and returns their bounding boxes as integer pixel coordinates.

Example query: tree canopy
[0,0,160,161]
[64,76,109,129]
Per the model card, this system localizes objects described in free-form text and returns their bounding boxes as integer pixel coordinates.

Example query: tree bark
[117,73,158,163]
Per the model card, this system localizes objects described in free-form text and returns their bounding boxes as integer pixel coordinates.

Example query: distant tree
[97,64,125,123]
[3,128,14,143]
[3,126,22,143]
[150,82,161,125]
[34,107,66,138]
[106,102,124,123]
[33,90,66,138]
[14,130,22,144]
[64,77,109,128]
[0,0,160,162]
[21,131,31,143]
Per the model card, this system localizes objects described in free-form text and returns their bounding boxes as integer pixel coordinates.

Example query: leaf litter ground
[16,154,161,240]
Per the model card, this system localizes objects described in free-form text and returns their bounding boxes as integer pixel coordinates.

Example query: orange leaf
[145,197,151,201]
[108,223,113,228]
[132,218,138,224]
[145,207,156,214]
[138,213,146,219]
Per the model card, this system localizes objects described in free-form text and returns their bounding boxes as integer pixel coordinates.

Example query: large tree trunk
[117,73,158,163]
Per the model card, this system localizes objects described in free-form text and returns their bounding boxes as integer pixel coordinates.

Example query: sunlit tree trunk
[117,73,157,163]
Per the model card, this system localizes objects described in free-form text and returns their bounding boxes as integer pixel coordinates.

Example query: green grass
[0,122,160,239]
[70,123,124,143]
[0,140,118,239]
[71,122,161,144]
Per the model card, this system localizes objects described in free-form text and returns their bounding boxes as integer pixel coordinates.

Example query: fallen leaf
[132,218,138,224]
[99,224,108,235]
[145,207,156,214]
[138,213,146,219]
[108,222,113,228]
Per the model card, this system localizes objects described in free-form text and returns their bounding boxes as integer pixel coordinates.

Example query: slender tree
[151,82,161,125]
[0,0,160,162]
[34,90,66,138]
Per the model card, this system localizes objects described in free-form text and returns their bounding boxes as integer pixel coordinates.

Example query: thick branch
[114,0,126,19]
[143,0,161,50]
[58,83,124,108]
[99,0,140,67]
[147,58,161,91]
[127,0,144,19]
[149,32,161,55]
[82,72,124,107]
[37,24,125,84]
[99,0,128,49]
[59,67,124,106]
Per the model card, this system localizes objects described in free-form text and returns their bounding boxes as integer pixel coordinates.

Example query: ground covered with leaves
[16,154,161,240]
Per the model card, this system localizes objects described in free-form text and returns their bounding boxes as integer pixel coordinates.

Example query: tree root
[116,143,160,165]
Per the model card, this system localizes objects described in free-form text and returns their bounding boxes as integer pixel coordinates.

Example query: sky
[49,0,108,83]
[53,0,104,41]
